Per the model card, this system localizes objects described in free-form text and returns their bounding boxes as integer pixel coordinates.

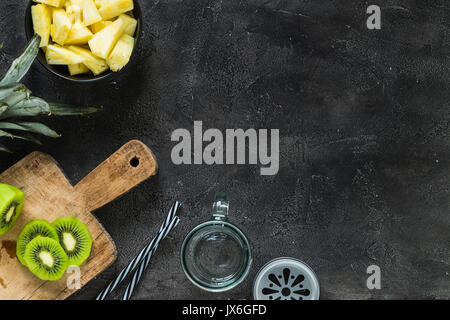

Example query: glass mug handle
[212,192,229,221]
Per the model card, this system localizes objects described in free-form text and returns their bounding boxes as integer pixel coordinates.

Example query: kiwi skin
[16,220,58,266]
[23,236,69,281]
[0,184,25,235]
[52,217,93,267]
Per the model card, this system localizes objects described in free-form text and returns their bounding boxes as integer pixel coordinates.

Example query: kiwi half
[17,220,58,266]
[23,236,68,281]
[52,217,92,266]
[0,184,25,235]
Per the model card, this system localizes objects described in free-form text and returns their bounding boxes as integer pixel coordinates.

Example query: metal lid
[253,257,320,300]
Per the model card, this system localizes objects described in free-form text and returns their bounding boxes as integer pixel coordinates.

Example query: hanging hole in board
[130,156,140,167]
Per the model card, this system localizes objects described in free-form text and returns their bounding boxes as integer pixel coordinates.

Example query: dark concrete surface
[1,0,449,300]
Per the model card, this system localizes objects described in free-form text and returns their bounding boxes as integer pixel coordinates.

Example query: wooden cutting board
[0,140,157,300]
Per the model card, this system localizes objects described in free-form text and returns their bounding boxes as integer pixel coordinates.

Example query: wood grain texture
[74,140,158,212]
[0,141,157,300]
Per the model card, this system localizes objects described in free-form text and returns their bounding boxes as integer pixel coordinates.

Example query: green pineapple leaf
[0,143,12,153]
[0,129,41,145]
[0,129,13,138]
[0,122,60,138]
[0,83,31,106]
[0,96,50,118]
[11,132,42,145]
[0,35,40,86]
[0,83,29,101]
[0,35,101,153]
[0,104,7,117]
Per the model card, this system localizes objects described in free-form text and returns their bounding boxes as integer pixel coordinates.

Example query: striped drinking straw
[96,201,181,300]
[122,215,180,300]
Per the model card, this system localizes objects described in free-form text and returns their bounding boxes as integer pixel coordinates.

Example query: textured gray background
[0,0,449,299]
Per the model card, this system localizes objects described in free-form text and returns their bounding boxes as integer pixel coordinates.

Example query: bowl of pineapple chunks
[25,0,141,81]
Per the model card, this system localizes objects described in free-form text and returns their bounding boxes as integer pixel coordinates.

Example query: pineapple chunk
[68,46,109,75]
[82,0,102,26]
[65,4,93,46]
[33,0,66,8]
[46,44,85,64]
[66,3,82,24]
[64,0,83,11]
[91,20,112,33]
[69,0,84,7]
[68,63,90,75]
[94,0,107,8]
[88,18,123,59]
[65,24,94,45]
[107,34,134,72]
[98,0,134,20]
[50,9,72,45]
[31,4,52,47]
[117,14,137,36]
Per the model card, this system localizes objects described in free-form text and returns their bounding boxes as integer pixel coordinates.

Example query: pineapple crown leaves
[0,34,101,153]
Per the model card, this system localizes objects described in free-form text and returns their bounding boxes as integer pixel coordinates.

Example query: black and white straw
[96,201,181,300]
[122,215,180,300]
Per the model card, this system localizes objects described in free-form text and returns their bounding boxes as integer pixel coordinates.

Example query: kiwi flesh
[23,236,68,281]
[17,220,58,266]
[52,217,92,266]
[0,184,25,235]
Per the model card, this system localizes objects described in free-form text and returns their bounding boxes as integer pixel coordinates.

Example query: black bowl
[25,0,142,82]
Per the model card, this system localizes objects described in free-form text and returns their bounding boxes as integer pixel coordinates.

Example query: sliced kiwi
[23,236,68,281]
[17,220,58,266]
[52,217,92,266]
[0,184,25,235]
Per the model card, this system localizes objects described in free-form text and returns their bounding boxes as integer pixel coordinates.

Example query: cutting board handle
[74,140,158,212]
